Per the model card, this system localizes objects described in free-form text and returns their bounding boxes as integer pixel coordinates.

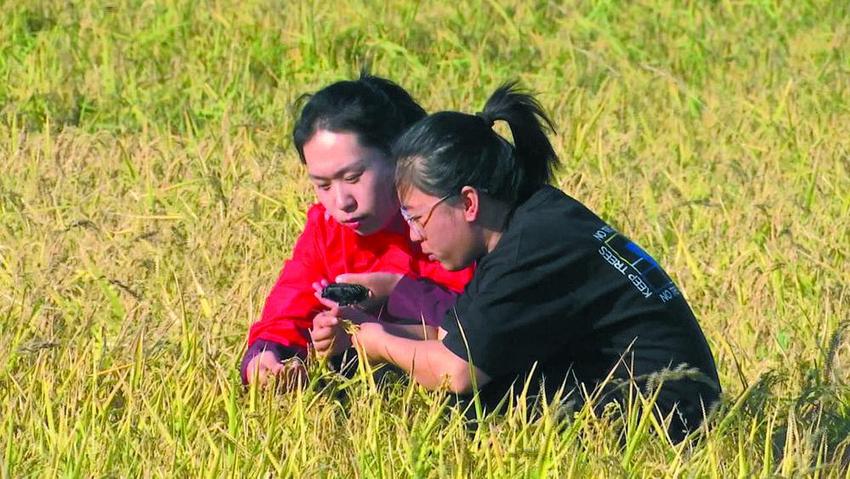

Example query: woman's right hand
[333,272,403,311]
[310,308,352,359]
[245,351,307,389]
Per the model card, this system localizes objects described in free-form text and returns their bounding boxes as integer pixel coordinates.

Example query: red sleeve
[247,206,327,353]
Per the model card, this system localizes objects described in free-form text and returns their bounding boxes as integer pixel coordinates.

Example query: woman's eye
[317,183,331,191]
[344,173,362,183]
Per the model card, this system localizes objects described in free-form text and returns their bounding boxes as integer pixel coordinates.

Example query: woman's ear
[459,186,481,223]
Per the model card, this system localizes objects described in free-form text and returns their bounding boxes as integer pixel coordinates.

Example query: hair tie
[475,111,495,128]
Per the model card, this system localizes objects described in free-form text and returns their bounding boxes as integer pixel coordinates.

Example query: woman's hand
[312,273,403,312]
[245,351,308,389]
[310,306,352,359]
[351,321,387,363]
[336,272,403,308]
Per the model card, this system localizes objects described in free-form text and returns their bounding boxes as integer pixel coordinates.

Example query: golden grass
[2,0,849,476]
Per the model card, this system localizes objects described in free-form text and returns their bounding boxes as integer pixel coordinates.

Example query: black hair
[292,72,426,163]
[393,81,558,206]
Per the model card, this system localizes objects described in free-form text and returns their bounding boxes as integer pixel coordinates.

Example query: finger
[257,368,269,386]
[259,354,279,369]
[315,293,340,310]
[246,356,260,372]
[312,314,339,329]
[312,281,324,294]
[246,360,262,384]
[314,323,338,337]
[310,327,335,343]
[314,338,339,356]
[335,273,370,285]
[312,338,332,352]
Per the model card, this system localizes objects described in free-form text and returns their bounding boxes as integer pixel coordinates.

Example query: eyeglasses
[400,193,454,238]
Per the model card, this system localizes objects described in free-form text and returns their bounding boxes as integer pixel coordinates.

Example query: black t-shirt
[441,186,720,433]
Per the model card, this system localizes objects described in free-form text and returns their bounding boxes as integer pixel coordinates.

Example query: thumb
[335,273,370,285]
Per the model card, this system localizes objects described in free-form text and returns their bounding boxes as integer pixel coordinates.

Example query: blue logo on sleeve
[593,225,681,303]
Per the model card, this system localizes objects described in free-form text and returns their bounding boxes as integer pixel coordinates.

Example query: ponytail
[394,82,559,206]
[477,82,558,201]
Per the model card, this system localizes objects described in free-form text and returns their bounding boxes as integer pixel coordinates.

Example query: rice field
[1,0,849,476]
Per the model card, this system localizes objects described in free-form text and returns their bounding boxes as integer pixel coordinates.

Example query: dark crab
[321,283,370,306]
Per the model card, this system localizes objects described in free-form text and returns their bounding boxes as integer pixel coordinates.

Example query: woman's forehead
[304,130,386,177]
[399,187,440,210]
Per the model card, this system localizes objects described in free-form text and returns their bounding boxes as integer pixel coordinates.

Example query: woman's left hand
[351,322,386,363]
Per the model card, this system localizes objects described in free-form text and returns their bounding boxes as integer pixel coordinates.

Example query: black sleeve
[440,238,589,378]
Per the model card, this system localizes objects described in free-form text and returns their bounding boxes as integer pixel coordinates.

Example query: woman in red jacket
[241,73,473,386]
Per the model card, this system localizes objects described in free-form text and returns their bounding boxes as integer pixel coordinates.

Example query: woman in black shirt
[317,82,721,441]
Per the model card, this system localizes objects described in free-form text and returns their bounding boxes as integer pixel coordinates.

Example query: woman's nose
[335,185,357,213]
[408,223,424,242]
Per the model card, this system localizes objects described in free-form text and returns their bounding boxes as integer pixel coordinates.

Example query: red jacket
[247,203,474,352]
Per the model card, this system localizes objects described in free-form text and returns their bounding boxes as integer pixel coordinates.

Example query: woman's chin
[347,218,379,236]
[434,256,460,271]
